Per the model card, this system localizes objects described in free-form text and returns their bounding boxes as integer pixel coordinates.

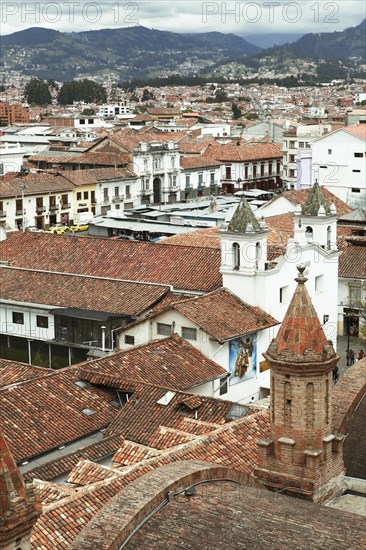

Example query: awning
[50,308,126,321]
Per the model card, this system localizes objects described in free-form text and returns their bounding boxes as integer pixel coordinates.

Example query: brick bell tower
[0,430,41,550]
[255,266,345,503]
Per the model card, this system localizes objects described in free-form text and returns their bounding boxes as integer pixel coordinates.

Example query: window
[12,312,24,324]
[289,155,295,163]
[36,315,48,329]
[260,163,265,177]
[306,143,311,148]
[77,192,82,200]
[79,119,85,124]
[126,185,131,199]
[210,172,215,184]
[279,286,288,304]
[253,164,257,178]
[315,275,324,293]
[182,327,197,340]
[233,242,240,270]
[289,141,295,148]
[103,188,109,201]
[299,141,305,148]
[198,173,203,186]
[83,191,89,199]
[88,119,94,124]
[219,378,228,396]
[323,315,329,324]
[124,335,135,345]
[114,186,119,197]
[157,323,172,336]
[289,169,295,178]
[185,174,191,188]
[328,149,332,154]
[351,188,360,193]
[354,152,363,157]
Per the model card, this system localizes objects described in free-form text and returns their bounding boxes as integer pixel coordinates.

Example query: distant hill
[258,19,366,60]
[0,25,260,81]
[243,33,303,49]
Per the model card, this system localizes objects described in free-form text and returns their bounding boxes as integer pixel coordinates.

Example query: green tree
[81,108,96,116]
[58,79,107,105]
[232,103,242,120]
[24,78,52,106]
[246,112,259,120]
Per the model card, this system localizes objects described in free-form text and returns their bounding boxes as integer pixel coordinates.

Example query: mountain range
[1,20,365,82]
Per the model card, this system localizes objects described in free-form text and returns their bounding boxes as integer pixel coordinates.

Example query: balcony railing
[16,209,25,216]
[0,211,6,218]
[36,206,46,213]
[49,204,58,211]
[61,203,71,209]
[112,195,124,203]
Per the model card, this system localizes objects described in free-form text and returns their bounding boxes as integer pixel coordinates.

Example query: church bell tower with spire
[255,266,345,503]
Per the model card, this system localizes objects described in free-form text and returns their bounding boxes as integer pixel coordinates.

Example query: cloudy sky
[1,0,364,36]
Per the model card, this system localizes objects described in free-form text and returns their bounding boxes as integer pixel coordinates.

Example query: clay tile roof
[280,187,352,218]
[206,142,282,162]
[104,384,240,448]
[67,460,120,486]
[266,267,336,362]
[228,197,262,233]
[180,155,221,170]
[338,237,366,279]
[180,395,203,410]
[170,288,279,343]
[0,267,169,317]
[76,334,227,391]
[23,434,124,483]
[0,359,52,388]
[29,411,269,549]
[0,233,222,293]
[0,171,75,198]
[112,441,159,466]
[0,371,119,463]
[33,479,75,505]
[0,430,28,513]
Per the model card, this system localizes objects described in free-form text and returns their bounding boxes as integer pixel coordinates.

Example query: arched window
[327,225,331,250]
[305,226,313,242]
[233,242,240,270]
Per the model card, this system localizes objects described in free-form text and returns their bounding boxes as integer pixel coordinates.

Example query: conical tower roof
[0,429,40,542]
[302,180,330,216]
[228,197,262,233]
[266,266,336,363]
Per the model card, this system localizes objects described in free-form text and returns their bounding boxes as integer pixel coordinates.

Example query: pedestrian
[346,350,351,366]
[333,365,339,384]
[358,349,364,360]
[350,349,355,364]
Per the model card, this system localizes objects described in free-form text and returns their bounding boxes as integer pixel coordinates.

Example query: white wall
[0,303,55,341]
[117,309,272,404]
[311,130,366,208]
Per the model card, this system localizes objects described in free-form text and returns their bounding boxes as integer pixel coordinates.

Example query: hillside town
[0,21,365,550]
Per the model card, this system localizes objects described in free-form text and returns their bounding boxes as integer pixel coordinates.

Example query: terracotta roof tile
[30,411,269,549]
[0,171,75,198]
[0,360,52,388]
[0,233,222,293]
[76,334,227,391]
[112,441,159,466]
[338,237,366,279]
[0,267,169,317]
[167,288,279,343]
[0,371,119,463]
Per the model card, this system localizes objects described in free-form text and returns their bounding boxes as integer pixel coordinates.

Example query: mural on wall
[229,333,257,385]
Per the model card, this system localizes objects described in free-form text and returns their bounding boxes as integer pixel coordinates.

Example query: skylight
[157,391,176,406]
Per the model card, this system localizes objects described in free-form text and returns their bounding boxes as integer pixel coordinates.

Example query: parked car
[45,225,68,235]
[68,223,89,232]
[27,227,44,233]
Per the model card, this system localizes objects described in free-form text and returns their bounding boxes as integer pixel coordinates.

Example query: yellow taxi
[68,223,89,232]
[45,224,68,235]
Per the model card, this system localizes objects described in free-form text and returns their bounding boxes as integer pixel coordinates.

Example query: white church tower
[220,197,268,305]
[301,180,338,251]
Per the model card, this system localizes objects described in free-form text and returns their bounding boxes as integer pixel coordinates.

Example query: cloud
[1,0,364,35]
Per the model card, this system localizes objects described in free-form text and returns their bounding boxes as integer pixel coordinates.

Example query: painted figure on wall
[229,333,257,385]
